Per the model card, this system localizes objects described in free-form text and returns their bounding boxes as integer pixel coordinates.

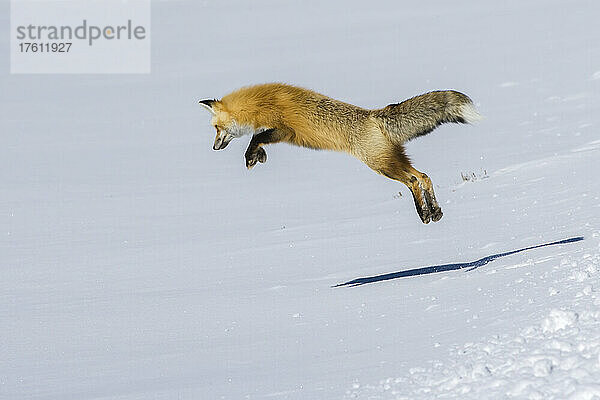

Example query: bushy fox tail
[371,90,481,144]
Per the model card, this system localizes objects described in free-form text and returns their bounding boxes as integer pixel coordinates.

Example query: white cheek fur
[226,120,269,138]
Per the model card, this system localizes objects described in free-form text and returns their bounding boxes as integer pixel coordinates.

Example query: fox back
[213,83,374,152]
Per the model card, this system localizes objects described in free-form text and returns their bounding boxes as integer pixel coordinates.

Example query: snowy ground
[2,1,600,399]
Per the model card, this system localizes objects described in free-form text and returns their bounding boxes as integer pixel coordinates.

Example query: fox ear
[199,99,219,115]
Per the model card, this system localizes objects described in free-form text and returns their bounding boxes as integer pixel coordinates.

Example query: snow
[346,254,600,399]
[1,1,600,399]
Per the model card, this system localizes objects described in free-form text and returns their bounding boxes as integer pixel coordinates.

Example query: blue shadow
[334,236,584,288]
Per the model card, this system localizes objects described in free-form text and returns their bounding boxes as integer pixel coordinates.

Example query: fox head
[199,99,258,150]
[199,99,233,150]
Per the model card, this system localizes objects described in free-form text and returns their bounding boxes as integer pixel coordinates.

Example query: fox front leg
[245,147,267,169]
[244,128,281,169]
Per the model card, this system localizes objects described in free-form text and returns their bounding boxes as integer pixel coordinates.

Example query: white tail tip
[460,103,483,124]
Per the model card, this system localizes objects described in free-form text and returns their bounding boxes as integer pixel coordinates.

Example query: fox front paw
[245,147,267,169]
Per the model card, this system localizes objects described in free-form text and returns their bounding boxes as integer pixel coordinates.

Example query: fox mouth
[213,134,233,150]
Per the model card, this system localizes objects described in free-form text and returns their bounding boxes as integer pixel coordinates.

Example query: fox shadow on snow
[334,236,584,288]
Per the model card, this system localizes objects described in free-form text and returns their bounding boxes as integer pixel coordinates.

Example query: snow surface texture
[2,1,600,399]
[345,254,600,399]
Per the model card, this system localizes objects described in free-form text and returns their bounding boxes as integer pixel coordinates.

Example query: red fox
[199,83,481,223]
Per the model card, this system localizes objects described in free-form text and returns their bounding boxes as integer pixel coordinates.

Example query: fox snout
[213,131,233,150]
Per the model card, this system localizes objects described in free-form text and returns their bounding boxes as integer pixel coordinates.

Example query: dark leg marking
[245,128,280,169]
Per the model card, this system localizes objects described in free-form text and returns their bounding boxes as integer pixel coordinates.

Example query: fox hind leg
[372,146,442,223]
[408,167,443,222]
[406,174,433,224]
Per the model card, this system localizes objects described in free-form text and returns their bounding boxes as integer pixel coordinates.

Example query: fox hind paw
[418,202,442,224]
[431,207,443,222]
[419,208,432,224]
